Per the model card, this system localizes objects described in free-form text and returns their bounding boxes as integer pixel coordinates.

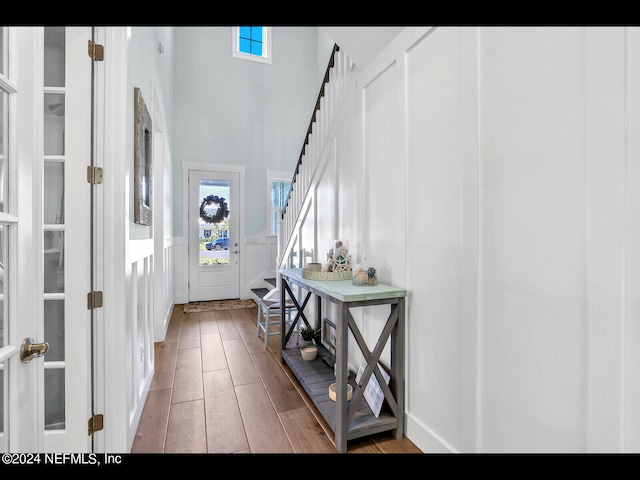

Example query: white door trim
[182,162,246,301]
[98,26,130,453]
[151,85,169,342]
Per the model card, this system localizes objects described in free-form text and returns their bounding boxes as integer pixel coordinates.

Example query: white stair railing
[277,45,354,272]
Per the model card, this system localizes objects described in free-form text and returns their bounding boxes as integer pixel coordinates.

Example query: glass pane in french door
[0,225,5,347]
[199,180,230,266]
[44,94,65,156]
[43,297,64,430]
[0,92,5,339]
[0,89,6,213]
[0,49,7,448]
[44,162,64,224]
[43,26,65,431]
[0,27,4,76]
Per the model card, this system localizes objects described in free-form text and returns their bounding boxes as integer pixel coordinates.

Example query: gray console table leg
[393,298,405,439]
[335,301,349,453]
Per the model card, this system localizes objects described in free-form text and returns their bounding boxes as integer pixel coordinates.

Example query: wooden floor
[130,303,422,454]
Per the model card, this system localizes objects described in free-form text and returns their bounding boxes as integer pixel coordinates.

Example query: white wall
[292,26,640,453]
[172,26,331,238]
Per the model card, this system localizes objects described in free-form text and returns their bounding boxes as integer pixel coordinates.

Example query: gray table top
[280,268,407,303]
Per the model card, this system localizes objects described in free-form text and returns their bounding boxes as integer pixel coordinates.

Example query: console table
[279,268,406,453]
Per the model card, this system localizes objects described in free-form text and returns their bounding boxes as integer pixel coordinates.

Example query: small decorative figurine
[323,240,351,273]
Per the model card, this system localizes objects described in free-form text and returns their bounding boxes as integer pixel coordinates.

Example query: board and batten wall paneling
[404,26,477,453]
[583,27,626,453]
[394,25,640,453]
[624,26,640,453]
[360,59,405,372]
[126,239,156,449]
[479,26,589,453]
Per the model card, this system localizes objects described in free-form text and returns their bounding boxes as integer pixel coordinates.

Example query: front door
[188,168,241,301]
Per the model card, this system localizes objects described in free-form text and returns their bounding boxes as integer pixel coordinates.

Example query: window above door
[232,26,272,64]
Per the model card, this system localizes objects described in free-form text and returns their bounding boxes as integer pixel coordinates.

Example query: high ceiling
[320,27,405,69]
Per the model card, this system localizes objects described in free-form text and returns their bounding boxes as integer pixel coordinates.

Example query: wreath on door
[199,195,229,224]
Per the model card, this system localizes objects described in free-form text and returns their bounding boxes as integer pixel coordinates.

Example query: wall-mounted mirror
[134,87,152,226]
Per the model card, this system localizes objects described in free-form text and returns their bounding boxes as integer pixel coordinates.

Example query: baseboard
[404,413,455,453]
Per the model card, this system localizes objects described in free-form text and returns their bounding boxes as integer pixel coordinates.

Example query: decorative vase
[323,239,351,273]
[352,263,378,286]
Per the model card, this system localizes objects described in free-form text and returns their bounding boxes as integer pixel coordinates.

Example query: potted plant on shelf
[299,325,320,347]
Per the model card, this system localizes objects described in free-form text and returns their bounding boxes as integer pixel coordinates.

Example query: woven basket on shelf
[301,269,351,281]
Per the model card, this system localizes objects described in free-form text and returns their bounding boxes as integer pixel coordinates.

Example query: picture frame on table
[322,318,336,368]
[355,358,390,418]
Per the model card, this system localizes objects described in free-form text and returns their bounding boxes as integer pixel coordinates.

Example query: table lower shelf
[282,345,399,443]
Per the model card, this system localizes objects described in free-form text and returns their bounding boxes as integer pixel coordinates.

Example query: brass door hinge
[87,166,103,184]
[87,291,103,310]
[88,414,104,436]
[88,40,104,61]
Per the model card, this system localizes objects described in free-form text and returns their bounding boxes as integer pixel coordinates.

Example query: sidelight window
[267,170,291,236]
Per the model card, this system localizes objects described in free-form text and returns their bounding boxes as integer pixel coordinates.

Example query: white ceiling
[320,27,404,69]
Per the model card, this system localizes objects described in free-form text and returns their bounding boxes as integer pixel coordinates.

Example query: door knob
[20,337,49,363]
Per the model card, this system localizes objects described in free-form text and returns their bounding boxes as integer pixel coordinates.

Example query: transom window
[239,26,262,56]
[232,26,272,65]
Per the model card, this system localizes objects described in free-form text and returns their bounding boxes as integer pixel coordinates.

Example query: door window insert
[199,180,230,266]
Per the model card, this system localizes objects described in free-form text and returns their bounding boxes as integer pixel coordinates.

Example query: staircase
[251,44,354,307]
[250,277,276,303]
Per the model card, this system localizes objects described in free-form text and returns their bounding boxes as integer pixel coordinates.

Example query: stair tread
[251,278,278,301]
[251,288,270,298]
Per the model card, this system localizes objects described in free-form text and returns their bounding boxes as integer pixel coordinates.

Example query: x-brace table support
[279,268,406,453]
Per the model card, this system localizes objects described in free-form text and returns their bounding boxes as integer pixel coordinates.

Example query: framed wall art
[134,87,152,226]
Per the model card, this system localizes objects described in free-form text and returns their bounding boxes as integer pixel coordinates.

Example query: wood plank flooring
[130,303,422,454]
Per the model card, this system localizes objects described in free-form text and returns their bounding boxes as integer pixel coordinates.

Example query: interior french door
[0,26,93,453]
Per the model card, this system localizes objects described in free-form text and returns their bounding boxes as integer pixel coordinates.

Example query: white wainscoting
[125,237,177,450]
[125,238,154,450]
